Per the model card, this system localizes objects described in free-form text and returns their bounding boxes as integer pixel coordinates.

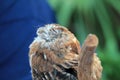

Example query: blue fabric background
[0,0,56,80]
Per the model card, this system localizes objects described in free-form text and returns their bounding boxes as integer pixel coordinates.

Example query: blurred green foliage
[48,0,120,80]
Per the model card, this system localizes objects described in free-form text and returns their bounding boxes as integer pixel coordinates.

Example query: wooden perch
[78,34,102,80]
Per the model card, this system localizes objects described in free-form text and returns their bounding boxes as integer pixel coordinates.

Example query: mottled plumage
[29,24,80,80]
[29,24,102,80]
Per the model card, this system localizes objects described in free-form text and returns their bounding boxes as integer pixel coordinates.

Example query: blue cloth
[0,0,56,80]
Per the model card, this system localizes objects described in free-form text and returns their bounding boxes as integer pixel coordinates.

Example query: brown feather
[29,24,102,80]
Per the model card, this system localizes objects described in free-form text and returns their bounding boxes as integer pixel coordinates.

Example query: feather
[29,24,102,80]
[29,24,80,80]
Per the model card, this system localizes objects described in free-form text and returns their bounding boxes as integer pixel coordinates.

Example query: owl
[29,24,102,80]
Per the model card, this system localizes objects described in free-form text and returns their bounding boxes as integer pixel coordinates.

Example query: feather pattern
[29,24,80,80]
[29,24,102,80]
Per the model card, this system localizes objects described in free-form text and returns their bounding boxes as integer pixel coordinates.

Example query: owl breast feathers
[29,24,102,80]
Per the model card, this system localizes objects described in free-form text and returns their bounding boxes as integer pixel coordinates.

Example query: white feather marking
[44,73,49,79]
[66,73,70,77]
[34,36,43,43]
[49,72,54,79]
[43,53,47,60]
[42,78,45,80]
